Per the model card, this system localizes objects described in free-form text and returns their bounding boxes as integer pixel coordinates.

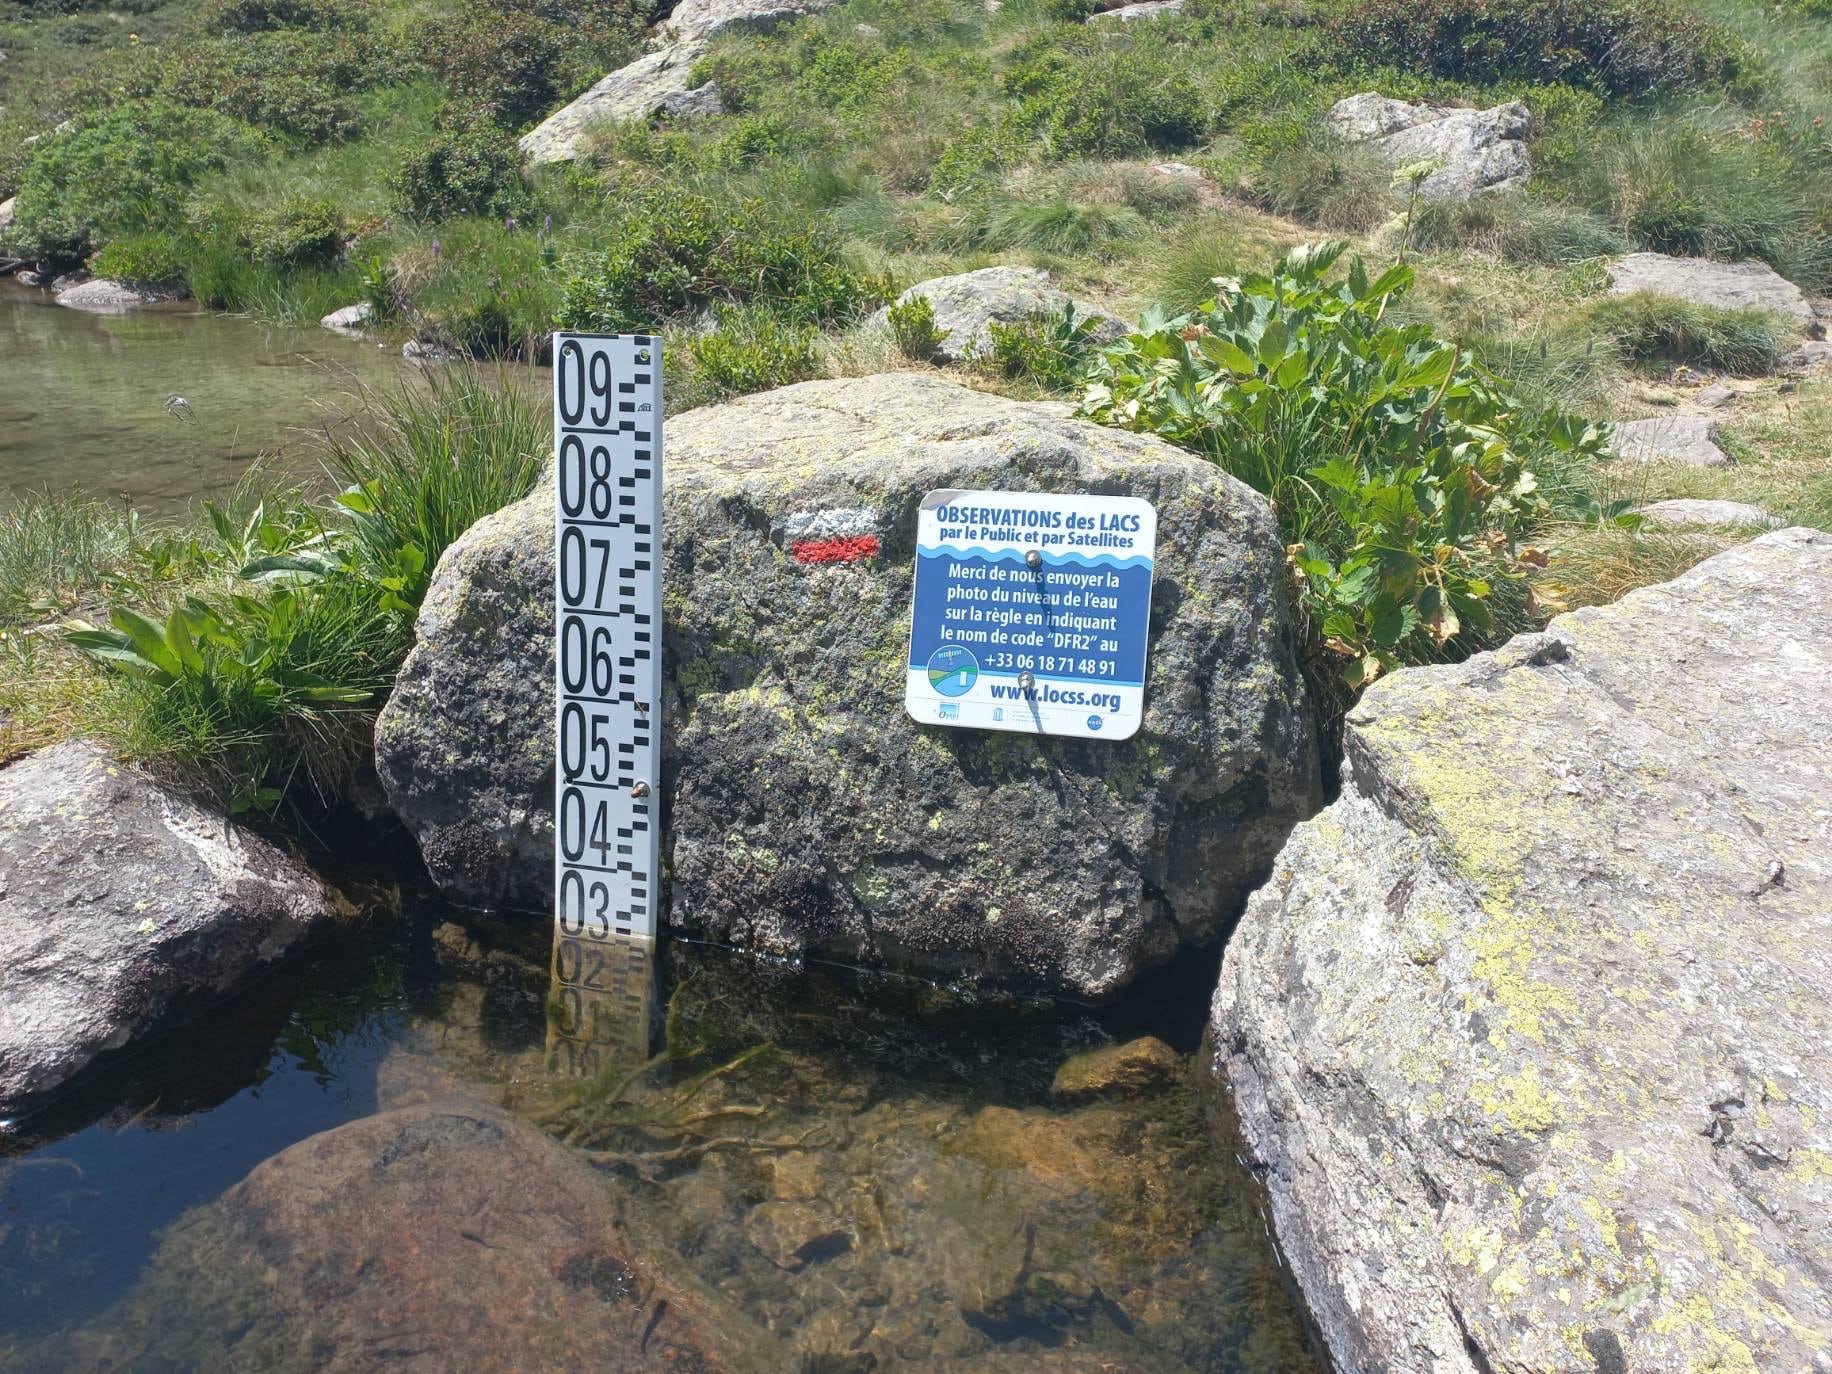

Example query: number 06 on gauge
[552,333,663,943]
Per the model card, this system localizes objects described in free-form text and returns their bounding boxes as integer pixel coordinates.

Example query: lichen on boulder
[376,372,1320,999]
[1211,528,1832,1372]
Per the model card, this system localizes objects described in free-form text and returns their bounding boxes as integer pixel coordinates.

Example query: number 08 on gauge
[552,333,663,943]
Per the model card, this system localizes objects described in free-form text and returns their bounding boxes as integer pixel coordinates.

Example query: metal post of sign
[552,333,664,947]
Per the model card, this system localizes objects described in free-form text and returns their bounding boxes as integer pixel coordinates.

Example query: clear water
[0,914,1323,1372]
[0,280,406,516]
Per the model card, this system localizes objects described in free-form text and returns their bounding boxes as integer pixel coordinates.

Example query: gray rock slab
[320,301,374,336]
[375,372,1320,999]
[1693,382,1737,408]
[1091,0,1184,19]
[0,197,16,247]
[1212,527,1832,1374]
[519,41,720,165]
[1610,414,1730,466]
[0,743,333,1110]
[887,266,1126,365]
[52,277,184,313]
[1784,339,1832,371]
[1325,93,1531,200]
[663,0,841,40]
[1636,498,1779,529]
[1607,252,1811,326]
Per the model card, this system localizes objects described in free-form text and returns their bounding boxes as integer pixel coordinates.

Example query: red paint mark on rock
[791,535,881,565]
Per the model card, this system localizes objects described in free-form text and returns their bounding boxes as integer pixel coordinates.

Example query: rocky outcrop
[58,1104,768,1371]
[521,0,839,164]
[1325,93,1530,200]
[1636,497,1777,529]
[377,372,1319,998]
[1607,252,1812,326]
[520,42,722,164]
[1212,528,1832,1373]
[1091,0,1184,19]
[320,301,374,336]
[0,743,334,1110]
[1786,339,1832,370]
[884,266,1126,365]
[52,277,184,313]
[1610,414,1731,466]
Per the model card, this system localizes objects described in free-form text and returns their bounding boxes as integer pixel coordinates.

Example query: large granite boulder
[1609,413,1731,466]
[884,266,1126,365]
[52,277,184,313]
[377,372,1319,998]
[521,0,840,164]
[0,743,334,1110]
[52,1103,769,1371]
[1325,93,1531,200]
[1607,252,1812,326]
[520,41,723,164]
[1212,528,1832,1373]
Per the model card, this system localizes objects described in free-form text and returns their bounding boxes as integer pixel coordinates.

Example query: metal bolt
[1025,549,1042,569]
[631,781,652,798]
[1018,671,1035,691]
[635,347,652,364]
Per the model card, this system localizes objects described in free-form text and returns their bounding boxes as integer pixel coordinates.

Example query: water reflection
[546,930,657,1080]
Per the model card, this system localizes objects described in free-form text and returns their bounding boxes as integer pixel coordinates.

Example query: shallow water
[0,281,406,516]
[0,913,1322,1372]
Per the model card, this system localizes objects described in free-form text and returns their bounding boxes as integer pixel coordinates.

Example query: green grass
[0,494,140,625]
[1582,292,1795,375]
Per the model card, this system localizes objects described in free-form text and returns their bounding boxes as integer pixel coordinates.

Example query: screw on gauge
[631,780,652,798]
[1025,549,1043,569]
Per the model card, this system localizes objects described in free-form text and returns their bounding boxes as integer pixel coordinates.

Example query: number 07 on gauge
[551,333,663,943]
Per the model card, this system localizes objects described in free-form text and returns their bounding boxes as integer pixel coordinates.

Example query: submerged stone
[1049,1036,1181,1102]
[51,1103,766,1371]
[1212,528,1832,1372]
[376,372,1319,998]
[0,742,334,1111]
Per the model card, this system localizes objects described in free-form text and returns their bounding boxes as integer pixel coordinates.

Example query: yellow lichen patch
[1791,1148,1832,1184]
[1648,1295,1761,1374]
[1576,1194,1624,1259]
[1471,1063,1563,1135]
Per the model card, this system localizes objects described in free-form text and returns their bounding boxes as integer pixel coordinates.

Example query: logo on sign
[939,702,960,720]
[1086,714,1103,731]
[926,644,979,698]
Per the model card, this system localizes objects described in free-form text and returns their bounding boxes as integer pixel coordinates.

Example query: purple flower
[544,214,553,236]
[505,216,516,232]
[431,239,442,259]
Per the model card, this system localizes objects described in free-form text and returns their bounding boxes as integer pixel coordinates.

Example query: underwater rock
[376,371,1319,998]
[58,1103,769,1371]
[1049,1036,1181,1102]
[1212,528,1832,1372]
[0,742,333,1111]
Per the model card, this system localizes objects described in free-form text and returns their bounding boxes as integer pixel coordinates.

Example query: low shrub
[1325,0,1743,99]
[1582,292,1793,374]
[887,294,950,361]
[245,195,346,267]
[972,303,1106,391]
[193,0,367,32]
[8,101,263,262]
[90,229,193,285]
[393,116,528,221]
[161,31,370,143]
[556,190,886,332]
[1081,241,1612,685]
[418,0,647,130]
[687,306,824,397]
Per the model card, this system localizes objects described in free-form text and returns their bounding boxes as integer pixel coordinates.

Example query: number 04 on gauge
[551,333,663,943]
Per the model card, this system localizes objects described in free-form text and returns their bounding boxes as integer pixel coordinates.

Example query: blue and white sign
[905,489,1156,740]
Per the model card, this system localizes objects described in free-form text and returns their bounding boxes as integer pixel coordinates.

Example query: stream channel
[0,288,1323,1373]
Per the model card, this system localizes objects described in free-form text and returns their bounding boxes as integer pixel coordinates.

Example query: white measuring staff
[552,332,663,945]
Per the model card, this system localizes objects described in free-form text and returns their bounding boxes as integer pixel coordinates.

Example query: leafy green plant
[1081,241,1612,685]
[0,494,139,624]
[1003,36,1209,158]
[245,195,346,267]
[887,294,950,361]
[974,302,1105,391]
[417,0,647,130]
[161,30,370,143]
